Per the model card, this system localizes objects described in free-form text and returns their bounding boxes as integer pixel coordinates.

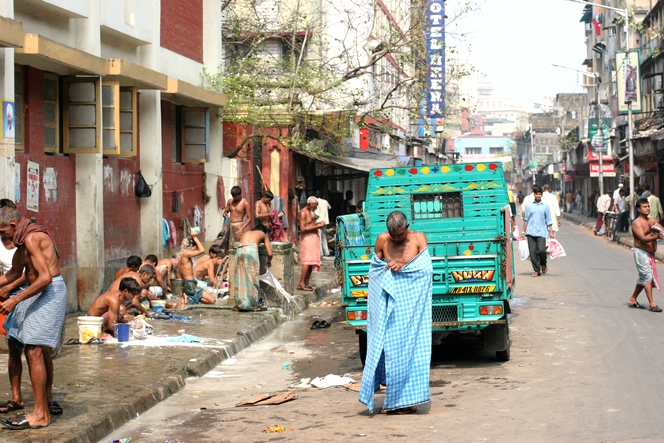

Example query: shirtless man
[297,197,325,290]
[179,233,207,304]
[144,254,167,298]
[153,256,178,293]
[0,207,67,429]
[189,244,226,305]
[113,255,142,281]
[628,198,664,312]
[255,191,274,236]
[234,228,273,311]
[223,186,252,245]
[87,277,141,333]
[108,264,156,316]
[359,210,431,416]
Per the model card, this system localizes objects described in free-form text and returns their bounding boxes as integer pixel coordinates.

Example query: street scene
[1,0,664,442]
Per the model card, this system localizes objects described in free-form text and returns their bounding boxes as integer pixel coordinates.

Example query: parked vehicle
[337,162,515,362]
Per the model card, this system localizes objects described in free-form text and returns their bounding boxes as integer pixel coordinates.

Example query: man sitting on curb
[87,277,141,333]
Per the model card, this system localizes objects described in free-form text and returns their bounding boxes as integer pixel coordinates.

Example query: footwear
[3,414,46,430]
[318,320,331,328]
[305,285,316,290]
[296,286,313,292]
[541,266,548,274]
[310,321,321,329]
[531,272,540,277]
[48,401,63,415]
[252,306,267,312]
[379,406,417,415]
[628,302,646,309]
[0,401,23,414]
[650,305,663,313]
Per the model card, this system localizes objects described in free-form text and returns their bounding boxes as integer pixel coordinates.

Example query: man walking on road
[542,185,561,234]
[565,190,574,213]
[359,210,432,415]
[648,191,664,223]
[595,190,612,234]
[523,186,554,277]
[628,198,664,312]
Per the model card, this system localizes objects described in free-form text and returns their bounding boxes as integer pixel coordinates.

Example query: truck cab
[337,162,515,362]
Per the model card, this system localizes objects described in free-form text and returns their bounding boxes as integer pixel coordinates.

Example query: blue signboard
[425,0,445,118]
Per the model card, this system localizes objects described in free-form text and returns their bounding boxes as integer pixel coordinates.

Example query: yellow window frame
[43,73,59,154]
[63,76,102,154]
[118,87,137,158]
[102,81,121,156]
[14,65,24,152]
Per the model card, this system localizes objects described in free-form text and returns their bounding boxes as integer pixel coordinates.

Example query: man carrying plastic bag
[522,185,554,277]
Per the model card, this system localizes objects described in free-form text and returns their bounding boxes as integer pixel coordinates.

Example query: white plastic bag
[518,239,530,261]
[549,239,566,259]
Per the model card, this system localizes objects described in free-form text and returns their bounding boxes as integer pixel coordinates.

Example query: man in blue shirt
[522,185,555,277]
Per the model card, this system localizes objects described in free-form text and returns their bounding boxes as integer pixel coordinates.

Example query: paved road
[103,221,664,443]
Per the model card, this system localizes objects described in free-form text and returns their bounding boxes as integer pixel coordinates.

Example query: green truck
[337,162,515,362]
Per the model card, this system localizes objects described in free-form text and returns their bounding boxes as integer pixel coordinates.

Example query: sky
[445,0,589,102]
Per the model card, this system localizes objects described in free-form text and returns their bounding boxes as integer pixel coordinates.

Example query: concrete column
[75,154,105,309]
[0,1,16,201]
[72,0,101,56]
[139,90,163,254]
[205,111,224,239]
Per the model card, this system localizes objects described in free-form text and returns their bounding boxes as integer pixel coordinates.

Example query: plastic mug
[117,323,130,342]
[190,227,200,235]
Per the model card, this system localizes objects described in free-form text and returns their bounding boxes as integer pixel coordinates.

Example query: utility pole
[530,124,536,185]
[595,73,604,197]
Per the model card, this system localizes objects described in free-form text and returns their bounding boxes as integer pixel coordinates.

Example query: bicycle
[604,211,620,242]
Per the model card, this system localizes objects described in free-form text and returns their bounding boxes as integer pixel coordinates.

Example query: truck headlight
[479,305,503,315]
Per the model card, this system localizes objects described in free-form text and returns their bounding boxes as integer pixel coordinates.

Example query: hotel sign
[426,0,445,118]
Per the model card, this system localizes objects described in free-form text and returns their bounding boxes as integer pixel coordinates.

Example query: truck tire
[495,323,510,362]
[358,331,367,366]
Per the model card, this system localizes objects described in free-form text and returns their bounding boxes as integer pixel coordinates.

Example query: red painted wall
[160,0,204,63]
[161,101,206,242]
[16,66,77,267]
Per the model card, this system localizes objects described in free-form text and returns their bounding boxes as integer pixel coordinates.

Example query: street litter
[259,269,301,313]
[282,363,292,370]
[237,391,298,407]
[168,333,201,343]
[290,377,311,388]
[310,374,356,388]
[265,425,285,433]
[311,301,341,307]
[344,383,385,393]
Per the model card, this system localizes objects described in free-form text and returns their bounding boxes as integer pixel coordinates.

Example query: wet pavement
[0,258,338,443]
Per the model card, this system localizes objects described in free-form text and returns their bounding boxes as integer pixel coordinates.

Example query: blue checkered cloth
[4,276,67,348]
[359,248,433,413]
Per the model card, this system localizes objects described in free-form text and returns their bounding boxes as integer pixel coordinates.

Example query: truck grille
[432,305,458,322]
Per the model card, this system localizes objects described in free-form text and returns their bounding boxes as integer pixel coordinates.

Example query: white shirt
[314,198,332,225]
[597,194,612,213]
[0,242,16,274]
[521,193,534,215]
[613,187,623,200]
[542,191,561,231]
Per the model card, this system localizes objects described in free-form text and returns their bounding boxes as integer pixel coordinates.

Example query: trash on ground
[237,391,298,407]
[168,333,201,343]
[265,425,285,433]
[310,374,356,388]
[290,377,311,388]
[312,301,341,307]
[282,363,292,370]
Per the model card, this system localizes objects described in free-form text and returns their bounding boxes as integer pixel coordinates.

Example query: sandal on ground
[305,285,316,290]
[3,414,47,430]
[296,286,313,292]
[252,306,267,312]
[650,305,663,312]
[531,273,540,277]
[628,302,646,309]
[48,401,63,415]
[379,406,417,415]
[0,401,23,414]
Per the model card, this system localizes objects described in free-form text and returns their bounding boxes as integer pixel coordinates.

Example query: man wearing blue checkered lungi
[359,210,432,415]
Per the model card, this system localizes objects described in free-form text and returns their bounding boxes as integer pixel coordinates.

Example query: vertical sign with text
[27,161,39,212]
[426,0,445,118]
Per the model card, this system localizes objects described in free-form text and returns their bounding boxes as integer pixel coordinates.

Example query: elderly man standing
[595,190,612,234]
[297,197,325,291]
[359,210,432,415]
[0,207,66,430]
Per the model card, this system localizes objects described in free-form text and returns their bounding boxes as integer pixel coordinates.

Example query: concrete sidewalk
[559,210,664,262]
[0,258,339,443]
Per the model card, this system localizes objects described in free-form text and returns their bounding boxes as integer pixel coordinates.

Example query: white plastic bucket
[77,316,103,343]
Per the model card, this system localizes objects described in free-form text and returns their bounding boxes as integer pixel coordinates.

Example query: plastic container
[116,323,130,342]
[77,316,103,343]
[190,226,200,235]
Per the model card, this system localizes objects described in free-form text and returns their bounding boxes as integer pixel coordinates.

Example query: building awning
[0,16,23,48]
[162,78,228,108]
[105,59,168,90]
[317,154,401,172]
[15,33,107,75]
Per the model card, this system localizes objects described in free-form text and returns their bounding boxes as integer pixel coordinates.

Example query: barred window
[412,192,463,220]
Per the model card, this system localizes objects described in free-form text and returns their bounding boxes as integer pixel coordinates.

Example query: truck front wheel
[358,330,367,366]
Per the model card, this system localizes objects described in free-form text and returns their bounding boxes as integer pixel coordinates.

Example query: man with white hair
[297,197,325,291]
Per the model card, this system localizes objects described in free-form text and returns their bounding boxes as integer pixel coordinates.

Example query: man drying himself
[223,186,252,245]
[255,191,274,237]
[628,198,664,312]
[359,210,432,415]
[234,227,272,312]
[87,277,141,333]
[297,197,325,291]
[113,255,142,281]
[522,185,554,277]
[108,264,156,317]
[178,232,206,304]
[0,207,67,429]
[185,245,225,305]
